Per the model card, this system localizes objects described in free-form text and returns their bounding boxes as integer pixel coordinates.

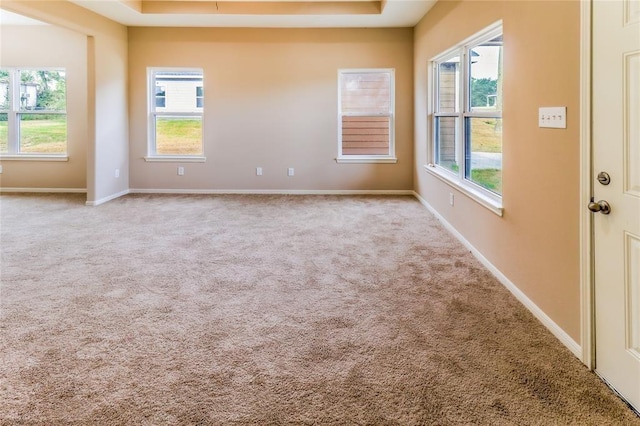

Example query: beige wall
[1,0,129,204]
[128,28,413,191]
[414,1,581,341]
[0,25,87,190]
[91,28,129,204]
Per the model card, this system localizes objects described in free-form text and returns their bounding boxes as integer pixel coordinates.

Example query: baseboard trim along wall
[86,189,131,207]
[413,191,583,360]
[0,187,87,193]
[129,189,415,196]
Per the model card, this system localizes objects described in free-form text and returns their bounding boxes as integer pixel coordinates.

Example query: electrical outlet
[449,192,454,206]
[256,167,263,176]
[288,167,294,177]
[539,107,567,129]
[177,166,185,176]
[0,165,3,174]
[115,168,120,178]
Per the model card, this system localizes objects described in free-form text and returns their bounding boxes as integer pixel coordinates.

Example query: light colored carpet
[0,193,638,425]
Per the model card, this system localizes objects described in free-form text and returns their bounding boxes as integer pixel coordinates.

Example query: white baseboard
[413,191,582,360]
[0,187,86,193]
[86,189,130,206]
[5,187,412,205]
[129,188,415,196]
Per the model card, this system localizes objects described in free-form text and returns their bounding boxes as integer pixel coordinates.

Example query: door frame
[579,0,594,370]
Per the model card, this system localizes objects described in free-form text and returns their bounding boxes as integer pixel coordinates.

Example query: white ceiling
[0,9,49,25]
[67,0,437,28]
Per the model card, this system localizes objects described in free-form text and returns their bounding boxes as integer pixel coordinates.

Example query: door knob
[588,200,611,215]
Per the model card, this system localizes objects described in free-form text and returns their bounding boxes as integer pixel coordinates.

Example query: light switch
[539,107,567,129]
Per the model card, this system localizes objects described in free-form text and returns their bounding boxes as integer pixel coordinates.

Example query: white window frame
[0,67,68,161]
[145,67,205,163]
[425,21,503,216]
[337,68,397,164]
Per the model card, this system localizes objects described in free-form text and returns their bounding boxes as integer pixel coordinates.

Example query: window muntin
[338,69,395,162]
[148,69,203,157]
[432,24,503,200]
[0,68,67,156]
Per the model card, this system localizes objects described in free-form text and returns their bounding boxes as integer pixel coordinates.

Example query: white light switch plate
[539,107,567,129]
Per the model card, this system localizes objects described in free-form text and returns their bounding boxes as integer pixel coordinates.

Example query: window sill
[336,157,397,164]
[144,156,206,163]
[423,163,504,217]
[0,154,69,162]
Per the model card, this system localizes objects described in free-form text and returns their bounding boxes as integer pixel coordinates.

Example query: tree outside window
[432,24,503,199]
[0,69,67,155]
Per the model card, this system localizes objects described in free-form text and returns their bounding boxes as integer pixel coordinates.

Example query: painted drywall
[91,29,129,204]
[128,27,413,191]
[0,25,87,190]
[1,0,129,204]
[414,1,581,341]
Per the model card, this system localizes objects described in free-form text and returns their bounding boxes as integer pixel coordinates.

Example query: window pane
[155,85,166,108]
[155,116,202,155]
[435,116,458,172]
[196,86,204,108]
[438,57,460,113]
[342,116,390,156]
[154,71,203,113]
[0,70,9,110]
[465,117,502,195]
[19,70,66,112]
[341,72,390,114]
[0,113,7,152]
[19,114,67,154]
[469,36,503,112]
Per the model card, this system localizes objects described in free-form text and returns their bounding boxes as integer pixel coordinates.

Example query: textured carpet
[0,193,638,425]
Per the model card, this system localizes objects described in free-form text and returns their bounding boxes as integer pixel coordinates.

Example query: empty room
[1,0,639,423]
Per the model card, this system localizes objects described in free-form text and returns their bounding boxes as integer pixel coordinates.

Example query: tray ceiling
[68,0,437,27]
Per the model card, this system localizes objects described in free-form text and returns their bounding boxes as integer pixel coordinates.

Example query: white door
[593,0,640,412]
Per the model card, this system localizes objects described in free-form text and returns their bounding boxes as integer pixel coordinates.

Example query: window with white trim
[337,69,396,163]
[430,23,503,206]
[0,68,67,156]
[148,68,203,158]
